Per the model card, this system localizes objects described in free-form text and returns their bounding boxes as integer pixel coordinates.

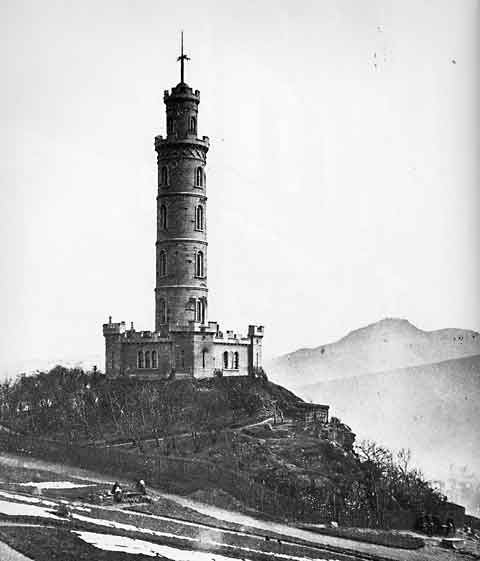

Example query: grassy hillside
[267,318,480,389]
[0,366,446,527]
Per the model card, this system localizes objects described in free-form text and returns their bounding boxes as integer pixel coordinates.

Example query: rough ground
[0,452,477,561]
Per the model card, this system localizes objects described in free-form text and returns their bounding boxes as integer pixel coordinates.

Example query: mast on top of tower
[177,31,190,84]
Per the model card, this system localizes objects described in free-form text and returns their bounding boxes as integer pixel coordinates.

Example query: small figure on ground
[136,479,146,495]
[111,481,123,503]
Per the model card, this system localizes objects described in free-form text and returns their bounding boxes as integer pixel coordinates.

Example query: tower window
[161,166,169,186]
[195,167,203,187]
[195,298,205,323]
[137,351,144,369]
[195,251,204,277]
[159,250,168,276]
[234,351,239,369]
[152,350,158,369]
[167,117,174,134]
[202,349,207,368]
[160,204,168,230]
[189,116,196,133]
[145,351,151,369]
[158,298,167,324]
[195,205,204,231]
[223,351,229,369]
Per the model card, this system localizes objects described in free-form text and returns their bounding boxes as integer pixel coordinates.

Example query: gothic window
[223,351,229,369]
[158,298,167,324]
[195,251,204,277]
[152,350,158,369]
[167,117,174,134]
[195,167,203,187]
[137,351,144,369]
[160,204,167,230]
[202,349,207,368]
[161,166,169,186]
[159,250,167,276]
[234,351,239,369]
[189,116,196,133]
[145,351,151,369]
[195,205,204,231]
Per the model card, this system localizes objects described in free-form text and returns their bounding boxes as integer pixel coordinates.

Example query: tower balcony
[155,135,209,150]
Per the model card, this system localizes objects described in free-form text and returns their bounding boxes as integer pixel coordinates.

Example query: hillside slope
[267,318,480,389]
[296,354,480,510]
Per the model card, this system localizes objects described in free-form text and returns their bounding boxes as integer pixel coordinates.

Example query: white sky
[1,0,479,372]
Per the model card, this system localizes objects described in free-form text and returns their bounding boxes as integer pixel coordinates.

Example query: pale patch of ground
[0,490,56,506]
[0,539,34,561]
[0,499,62,520]
[75,530,251,560]
[18,481,95,490]
[74,530,345,561]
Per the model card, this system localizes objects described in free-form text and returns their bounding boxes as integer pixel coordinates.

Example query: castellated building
[103,44,264,379]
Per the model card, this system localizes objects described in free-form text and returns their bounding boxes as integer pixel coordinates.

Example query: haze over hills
[267,318,480,515]
[267,318,480,390]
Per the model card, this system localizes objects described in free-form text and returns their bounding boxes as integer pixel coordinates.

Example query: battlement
[103,316,126,335]
[248,325,265,338]
[164,84,200,103]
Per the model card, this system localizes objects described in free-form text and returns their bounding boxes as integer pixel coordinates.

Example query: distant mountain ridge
[267,318,480,389]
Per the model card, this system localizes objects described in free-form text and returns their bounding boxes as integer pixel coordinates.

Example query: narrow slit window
[161,166,169,186]
[160,205,167,230]
[159,251,167,276]
[195,167,203,187]
[195,205,204,231]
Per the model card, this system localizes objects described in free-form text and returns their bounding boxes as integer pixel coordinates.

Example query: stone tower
[103,37,264,380]
[154,37,209,332]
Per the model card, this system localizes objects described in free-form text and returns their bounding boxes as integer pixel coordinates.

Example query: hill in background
[267,318,480,389]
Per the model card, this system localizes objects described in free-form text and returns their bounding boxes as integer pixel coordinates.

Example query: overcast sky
[1,0,479,374]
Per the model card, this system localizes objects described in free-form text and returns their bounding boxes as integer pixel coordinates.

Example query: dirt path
[103,416,275,449]
[0,452,462,561]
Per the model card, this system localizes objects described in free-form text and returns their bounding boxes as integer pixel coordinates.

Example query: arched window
[137,351,144,369]
[233,352,239,369]
[158,298,167,324]
[167,117,174,134]
[195,167,203,187]
[223,351,229,369]
[152,350,157,369]
[202,349,207,368]
[160,204,167,230]
[195,205,204,231]
[145,351,151,369]
[159,250,167,276]
[161,166,168,186]
[195,251,204,277]
[189,116,196,133]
